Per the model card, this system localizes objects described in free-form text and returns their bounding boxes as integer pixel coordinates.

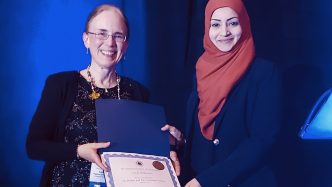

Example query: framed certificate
[101,152,181,187]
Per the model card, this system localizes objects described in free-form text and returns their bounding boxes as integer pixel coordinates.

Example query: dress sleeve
[196,63,282,187]
[26,74,77,162]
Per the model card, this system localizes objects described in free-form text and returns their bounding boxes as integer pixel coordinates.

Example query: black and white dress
[51,75,143,186]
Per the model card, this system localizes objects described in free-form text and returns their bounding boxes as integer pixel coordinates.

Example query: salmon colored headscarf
[196,0,255,140]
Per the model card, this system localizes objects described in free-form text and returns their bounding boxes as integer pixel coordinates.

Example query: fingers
[161,124,178,134]
[92,142,110,171]
[170,151,178,160]
[92,142,111,149]
[169,128,182,141]
[161,124,177,133]
[161,124,183,141]
[93,155,108,171]
[170,151,181,176]
[173,159,181,176]
[185,178,201,187]
[185,181,191,187]
[77,142,110,163]
[161,124,171,131]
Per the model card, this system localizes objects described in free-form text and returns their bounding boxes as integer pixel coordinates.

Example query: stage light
[299,89,332,139]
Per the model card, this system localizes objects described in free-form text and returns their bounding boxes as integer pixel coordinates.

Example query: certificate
[101,152,181,187]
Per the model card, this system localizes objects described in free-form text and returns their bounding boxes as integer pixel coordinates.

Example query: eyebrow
[97,29,108,32]
[96,29,124,35]
[211,17,238,22]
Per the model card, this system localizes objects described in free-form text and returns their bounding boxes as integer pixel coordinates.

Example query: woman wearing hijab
[181,0,281,186]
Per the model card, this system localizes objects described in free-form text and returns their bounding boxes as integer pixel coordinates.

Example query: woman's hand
[185,178,201,187]
[161,124,183,143]
[77,142,110,171]
[161,124,183,176]
[170,150,181,176]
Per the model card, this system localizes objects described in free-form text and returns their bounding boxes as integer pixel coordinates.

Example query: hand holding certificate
[93,99,181,186]
[102,152,181,187]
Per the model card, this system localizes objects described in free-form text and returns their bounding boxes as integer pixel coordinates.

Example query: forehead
[89,9,127,33]
[211,7,239,20]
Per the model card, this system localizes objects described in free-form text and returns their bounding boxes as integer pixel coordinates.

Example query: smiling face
[83,8,128,69]
[209,7,242,52]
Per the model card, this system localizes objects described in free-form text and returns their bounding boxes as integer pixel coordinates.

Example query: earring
[86,48,89,54]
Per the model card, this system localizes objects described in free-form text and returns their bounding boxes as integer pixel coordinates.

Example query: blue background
[1,0,332,186]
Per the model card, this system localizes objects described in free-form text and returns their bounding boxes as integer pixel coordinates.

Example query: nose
[104,35,116,46]
[219,24,230,36]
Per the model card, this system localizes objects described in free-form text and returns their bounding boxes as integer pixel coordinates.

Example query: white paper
[89,163,106,183]
[101,152,181,187]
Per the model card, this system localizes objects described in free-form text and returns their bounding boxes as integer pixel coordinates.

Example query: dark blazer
[182,58,281,187]
[26,71,149,187]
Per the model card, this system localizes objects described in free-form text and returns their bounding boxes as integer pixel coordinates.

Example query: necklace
[86,65,121,100]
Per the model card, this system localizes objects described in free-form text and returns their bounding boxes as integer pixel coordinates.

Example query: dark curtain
[145,0,207,131]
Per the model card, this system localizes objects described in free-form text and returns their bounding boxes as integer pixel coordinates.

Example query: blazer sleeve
[26,74,77,162]
[196,62,282,186]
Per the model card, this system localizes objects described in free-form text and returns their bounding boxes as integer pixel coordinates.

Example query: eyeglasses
[87,31,127,42]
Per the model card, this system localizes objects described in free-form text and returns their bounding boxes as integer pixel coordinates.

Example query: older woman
[181,0,281,186]
[27,4,161,186]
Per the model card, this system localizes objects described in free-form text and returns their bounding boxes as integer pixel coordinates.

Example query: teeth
[100,50,116,56]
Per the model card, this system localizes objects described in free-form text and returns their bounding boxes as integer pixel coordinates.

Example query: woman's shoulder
[251,57,278,71]
[120,76,150,101]
[120,76,145,88]
[47,71,79,80]
[46,71,79,81]
[45,71,79,86]
[248,57,281,81]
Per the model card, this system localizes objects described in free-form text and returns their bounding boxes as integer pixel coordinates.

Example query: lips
[218,38,233,43]
[99,49,116,56]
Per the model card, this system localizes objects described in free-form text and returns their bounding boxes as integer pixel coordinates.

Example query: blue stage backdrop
[1,0,332,186]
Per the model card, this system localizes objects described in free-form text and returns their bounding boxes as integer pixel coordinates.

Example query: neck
[88,63,117,89]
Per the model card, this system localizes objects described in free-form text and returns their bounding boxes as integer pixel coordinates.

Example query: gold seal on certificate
[101,152,181,187]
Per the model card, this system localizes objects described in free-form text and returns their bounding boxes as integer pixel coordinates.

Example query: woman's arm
[26,74,77,162]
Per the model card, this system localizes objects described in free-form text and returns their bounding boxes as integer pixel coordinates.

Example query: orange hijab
[196,0,255,140]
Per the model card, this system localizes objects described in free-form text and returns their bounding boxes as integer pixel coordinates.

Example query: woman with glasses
[26,4,179,186]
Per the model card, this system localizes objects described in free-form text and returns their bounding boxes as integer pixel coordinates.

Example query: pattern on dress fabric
[51,75,132,186]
